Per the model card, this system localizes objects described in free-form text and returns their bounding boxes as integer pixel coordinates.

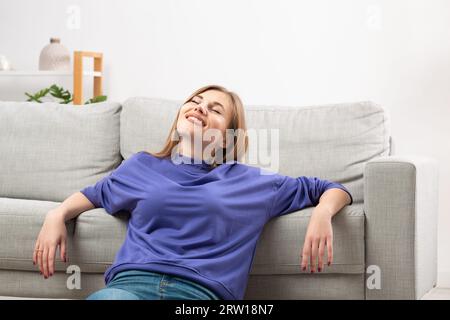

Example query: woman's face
[176,89,234,148]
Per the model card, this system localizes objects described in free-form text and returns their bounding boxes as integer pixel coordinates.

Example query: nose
[194,103,207,115]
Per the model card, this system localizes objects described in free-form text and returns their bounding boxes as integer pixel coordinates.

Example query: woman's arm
[60,191,96,221]
[33,192,95,279]
[300,188,351,273]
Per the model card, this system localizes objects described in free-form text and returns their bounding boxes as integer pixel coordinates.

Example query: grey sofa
[0,97,438,299]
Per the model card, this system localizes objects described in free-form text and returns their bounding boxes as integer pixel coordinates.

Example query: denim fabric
[86,269,221,300]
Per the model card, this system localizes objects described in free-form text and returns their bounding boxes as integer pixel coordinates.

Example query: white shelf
[0,70,102,77]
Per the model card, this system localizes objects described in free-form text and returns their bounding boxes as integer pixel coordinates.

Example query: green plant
[49,84,72,104]
[25,84,107,105]
[84,95,107,104]
[25,88,50,103]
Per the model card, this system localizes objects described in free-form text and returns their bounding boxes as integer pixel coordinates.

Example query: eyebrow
[196,94,225,110]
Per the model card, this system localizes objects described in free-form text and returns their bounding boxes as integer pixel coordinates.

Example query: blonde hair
[147,85,248,168]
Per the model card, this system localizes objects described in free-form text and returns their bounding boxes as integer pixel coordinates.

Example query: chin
[176,125,198,138]
[178,120,205,135]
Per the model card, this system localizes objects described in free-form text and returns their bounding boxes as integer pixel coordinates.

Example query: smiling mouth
[186,115,205,127]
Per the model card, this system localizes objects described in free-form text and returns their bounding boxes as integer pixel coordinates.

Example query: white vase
[39,38,71,71]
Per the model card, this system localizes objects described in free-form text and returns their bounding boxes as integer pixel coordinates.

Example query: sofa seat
[0,197,128,274]
[0,196,364,276]
[251,204,365,275]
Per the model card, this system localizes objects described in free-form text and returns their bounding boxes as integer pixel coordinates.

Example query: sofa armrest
[364,155,438,299]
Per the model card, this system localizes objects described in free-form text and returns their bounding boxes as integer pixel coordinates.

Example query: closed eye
[191,96,222,114]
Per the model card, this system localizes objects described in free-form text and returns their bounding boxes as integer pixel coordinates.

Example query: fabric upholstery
[364,156,438,299]
[0,101,122,203]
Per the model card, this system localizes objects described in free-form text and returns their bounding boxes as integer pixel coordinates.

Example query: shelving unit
[0,51,103,105]
[73,51,103,105]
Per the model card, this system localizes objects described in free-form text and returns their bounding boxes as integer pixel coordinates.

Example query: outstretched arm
[300,188,351,273]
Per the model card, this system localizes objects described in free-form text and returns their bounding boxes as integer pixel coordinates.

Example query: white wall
[1,0,449,287]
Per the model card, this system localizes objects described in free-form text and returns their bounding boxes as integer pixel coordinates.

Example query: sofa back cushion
[120,97,391,204]
[0,101,122,202]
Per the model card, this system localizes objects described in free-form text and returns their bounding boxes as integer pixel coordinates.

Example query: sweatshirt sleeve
[268,175,353,220]
[80,153,142,215]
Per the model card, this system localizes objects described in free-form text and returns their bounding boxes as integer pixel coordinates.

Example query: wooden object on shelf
[73,51,103,105]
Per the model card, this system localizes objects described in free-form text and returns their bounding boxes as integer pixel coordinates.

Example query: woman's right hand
[33,209,68,278]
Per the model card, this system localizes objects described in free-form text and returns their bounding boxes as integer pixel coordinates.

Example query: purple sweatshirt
[80,151,353,300]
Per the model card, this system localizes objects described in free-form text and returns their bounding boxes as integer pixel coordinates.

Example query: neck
[177,141,208,164]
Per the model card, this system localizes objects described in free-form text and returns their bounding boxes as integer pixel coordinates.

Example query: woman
[32,84,353,300]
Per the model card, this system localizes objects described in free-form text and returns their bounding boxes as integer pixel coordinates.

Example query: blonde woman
[33,85,353,300]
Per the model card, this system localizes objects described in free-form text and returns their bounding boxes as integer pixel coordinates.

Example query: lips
[185,113,206,127]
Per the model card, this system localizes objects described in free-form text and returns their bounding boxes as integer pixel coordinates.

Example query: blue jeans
[86,269,221,300]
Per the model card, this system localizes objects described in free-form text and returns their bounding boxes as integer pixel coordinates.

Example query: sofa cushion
[120,97,391,205]
[251,204,365,275]
[0,196,364,275]
[245,274,365,299]
[0,197,128,274]
[0,101,122,203]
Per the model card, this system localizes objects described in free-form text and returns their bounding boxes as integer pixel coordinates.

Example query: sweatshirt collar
[172,152,214,170]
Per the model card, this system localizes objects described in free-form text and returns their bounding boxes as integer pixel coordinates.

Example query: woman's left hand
[300,206,334,273]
